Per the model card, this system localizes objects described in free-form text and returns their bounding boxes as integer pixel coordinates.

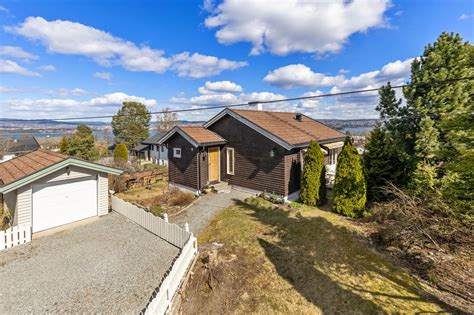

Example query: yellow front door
[208,147,219,183]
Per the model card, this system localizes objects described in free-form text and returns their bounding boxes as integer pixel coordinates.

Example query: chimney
[295,113,303,121]
[248,101,263,111]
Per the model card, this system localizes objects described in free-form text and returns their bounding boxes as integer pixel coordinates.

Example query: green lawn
[181,197,447,314]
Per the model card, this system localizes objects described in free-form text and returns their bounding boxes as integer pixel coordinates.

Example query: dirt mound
[179,243,260,314]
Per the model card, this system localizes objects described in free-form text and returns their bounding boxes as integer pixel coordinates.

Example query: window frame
[226,147,235,175]
[173,147,181,158]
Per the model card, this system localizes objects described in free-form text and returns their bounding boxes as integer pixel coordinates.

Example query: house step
[211,182,231,194]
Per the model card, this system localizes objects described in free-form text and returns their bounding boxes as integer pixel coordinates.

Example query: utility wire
[5,76,474,121]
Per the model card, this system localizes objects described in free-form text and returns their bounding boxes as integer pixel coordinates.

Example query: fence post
[163,213,168,223]
[184,222,189,233]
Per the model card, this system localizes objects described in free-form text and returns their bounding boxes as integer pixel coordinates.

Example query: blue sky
[0,0,473,121]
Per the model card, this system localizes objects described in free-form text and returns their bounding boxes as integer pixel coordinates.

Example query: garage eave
[0,158,123,194]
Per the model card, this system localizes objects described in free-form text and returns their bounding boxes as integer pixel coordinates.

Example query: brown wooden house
[158,108,346,200]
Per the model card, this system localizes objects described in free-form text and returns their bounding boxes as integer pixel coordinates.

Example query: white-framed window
[226,147,235,175]
[173,147,181,158]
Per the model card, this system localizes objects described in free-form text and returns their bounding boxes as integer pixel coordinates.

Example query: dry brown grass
[366,185,474,313]
[116,184,195,216]
[180,197,448,314]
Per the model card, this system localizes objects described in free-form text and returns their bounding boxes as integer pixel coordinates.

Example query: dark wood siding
[199,148,208,188]
[167,133,199,190]
[285,150,302,195]
[209,115,288,195]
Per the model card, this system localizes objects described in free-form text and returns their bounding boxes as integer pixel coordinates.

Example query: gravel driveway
[171,189,252,234]
[0,212,179,314]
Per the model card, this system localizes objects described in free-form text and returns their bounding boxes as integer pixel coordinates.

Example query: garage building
[0,150,122,233]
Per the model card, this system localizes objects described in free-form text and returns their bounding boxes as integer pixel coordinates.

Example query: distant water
[0,131,107,139]
[342,127,374,134]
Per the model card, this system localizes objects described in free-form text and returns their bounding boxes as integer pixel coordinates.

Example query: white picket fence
[145,235,197,315]
[110,195,198,314]
[111,196,191,248]
[0,224,32,251]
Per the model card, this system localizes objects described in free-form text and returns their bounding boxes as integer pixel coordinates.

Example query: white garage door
[32,177,98,233]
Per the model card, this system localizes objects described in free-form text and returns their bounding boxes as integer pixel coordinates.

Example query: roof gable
[204,108,345,149]
[159,126,226,147]
[0,149,122,193]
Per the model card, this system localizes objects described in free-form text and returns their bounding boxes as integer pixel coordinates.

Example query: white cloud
[1,92,157,119]
[198,80,243,94]
[57,88,88,97]
[37,64,56,71]
[265,58,413,90]
[459,13,473,20]
[264,64,344,89]
[205,0,390,56]
[171,81,284,107]
[0,46,38,61]
[0,5,8,13]
[94,71,112,80]
[170,52,247,78]
[7,16,247,78]
[0,86,20,93]
[89,92,157,107]
[0,59,41,77]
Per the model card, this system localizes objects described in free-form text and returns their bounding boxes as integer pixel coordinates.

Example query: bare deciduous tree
[157,108,178,134]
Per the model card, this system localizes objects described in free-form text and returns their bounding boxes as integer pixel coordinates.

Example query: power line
[5,77,474,121]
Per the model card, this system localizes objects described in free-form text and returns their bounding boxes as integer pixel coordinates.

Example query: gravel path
[170,189,252,234]
[0,212,179,314]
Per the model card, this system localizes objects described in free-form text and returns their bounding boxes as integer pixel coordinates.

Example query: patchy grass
[180,197,448,314]
[116,183,195,216]
[116,182,168,202]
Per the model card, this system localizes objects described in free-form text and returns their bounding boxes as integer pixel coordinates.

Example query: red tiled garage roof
[179,126,226,145]
[231,109,345,145]
[0,150,68,185]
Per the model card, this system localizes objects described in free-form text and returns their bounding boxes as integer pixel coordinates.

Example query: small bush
[149,205,165,216]
[114,143,129,163]
[333,138,366,217]
[300,140,326,206]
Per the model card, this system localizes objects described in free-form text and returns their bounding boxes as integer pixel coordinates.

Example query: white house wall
[98,173,109,216]
[17,185,32,226]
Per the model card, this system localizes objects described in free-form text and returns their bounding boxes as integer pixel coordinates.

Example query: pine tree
[300,140,326,206]
[333,138,366,217]
[411,117,440,194]
[404,33,473,212]
[112,102,151,149]
[60,125,98,161]
[114,143,129,163]
[364,126,396,201]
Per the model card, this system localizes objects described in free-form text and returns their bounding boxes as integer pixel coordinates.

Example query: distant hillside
[0,118,205,130]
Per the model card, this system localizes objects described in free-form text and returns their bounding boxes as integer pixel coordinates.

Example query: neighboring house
[35,136,63,152]
[0,149,122,233]
[158,108,346,200]
[0,137,41,163]
[131,132,168,165]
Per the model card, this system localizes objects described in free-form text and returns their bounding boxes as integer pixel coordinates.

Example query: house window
[173,147,181,158]
[161,145,164,153]
[226,148,235,175]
